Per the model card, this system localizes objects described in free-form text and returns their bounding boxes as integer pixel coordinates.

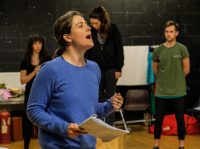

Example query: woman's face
[69,15,93,51]
[90,18,101,31]
[32,41,42,53]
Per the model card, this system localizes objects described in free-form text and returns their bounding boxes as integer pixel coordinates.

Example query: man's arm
[182,57,190,76]
[152,61,158,76]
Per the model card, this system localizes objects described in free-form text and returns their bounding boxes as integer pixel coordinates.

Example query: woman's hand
[110,93,124,110]
[115,71,122,79]
[67,123,87,139]
[33,65,41,74]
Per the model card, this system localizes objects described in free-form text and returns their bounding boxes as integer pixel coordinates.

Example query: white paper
[79,115,129,142]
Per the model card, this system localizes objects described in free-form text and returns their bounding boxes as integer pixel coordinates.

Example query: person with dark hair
[20,33,51,149]
[152,20,190,149]
[26,11,123,149]
[85,6,124,125]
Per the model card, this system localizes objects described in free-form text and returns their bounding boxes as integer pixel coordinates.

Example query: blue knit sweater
[27,57,113,149]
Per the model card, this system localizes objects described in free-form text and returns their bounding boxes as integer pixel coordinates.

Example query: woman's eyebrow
[76,21,87,26]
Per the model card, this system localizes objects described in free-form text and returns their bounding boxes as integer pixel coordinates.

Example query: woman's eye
[79,24,83,28]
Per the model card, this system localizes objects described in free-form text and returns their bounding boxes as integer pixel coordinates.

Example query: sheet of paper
[117,46,149,85]
[79,114,129,142]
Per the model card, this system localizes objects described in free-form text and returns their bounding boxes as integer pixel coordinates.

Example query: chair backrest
[124,89,150,111]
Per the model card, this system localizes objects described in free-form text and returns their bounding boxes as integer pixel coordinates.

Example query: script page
[79,115,129,142]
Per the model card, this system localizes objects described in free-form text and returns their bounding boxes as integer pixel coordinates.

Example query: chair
[115,89,152,131]
[186,96,200,120]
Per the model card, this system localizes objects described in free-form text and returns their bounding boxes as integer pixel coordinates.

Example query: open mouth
[86,34,92,39]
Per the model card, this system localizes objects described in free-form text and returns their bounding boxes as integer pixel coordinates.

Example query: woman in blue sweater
[27,11,123,149]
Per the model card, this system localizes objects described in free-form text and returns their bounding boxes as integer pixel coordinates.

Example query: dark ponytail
[53,48,65,58]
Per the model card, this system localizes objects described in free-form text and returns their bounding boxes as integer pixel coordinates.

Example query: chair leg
[144,112,150,126]
[147,112,154,127]
[119,109,128,131]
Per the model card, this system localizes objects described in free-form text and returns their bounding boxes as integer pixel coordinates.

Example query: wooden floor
[1,125,200,149]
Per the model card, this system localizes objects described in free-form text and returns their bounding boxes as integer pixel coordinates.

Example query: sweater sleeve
[113,24,124,72]
[94,64,114,118]
[96,99,114,118]
[26,63,69,137]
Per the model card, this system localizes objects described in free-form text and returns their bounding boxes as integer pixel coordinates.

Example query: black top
[20,57,51,95]
[85,23,124,72]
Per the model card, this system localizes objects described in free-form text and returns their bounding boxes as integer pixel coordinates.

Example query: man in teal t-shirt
[152,21,190,149]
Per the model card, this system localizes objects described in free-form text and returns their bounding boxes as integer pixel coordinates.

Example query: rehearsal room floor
[1,124,200,149]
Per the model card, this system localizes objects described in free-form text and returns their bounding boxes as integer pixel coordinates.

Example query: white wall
[0,72,24,89]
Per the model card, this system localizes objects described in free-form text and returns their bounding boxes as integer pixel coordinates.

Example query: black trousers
[154,97,185,140]
[99,69,117,125]
[23,92,33,149]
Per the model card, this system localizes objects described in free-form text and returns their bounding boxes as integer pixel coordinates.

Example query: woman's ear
[63,34,72,44]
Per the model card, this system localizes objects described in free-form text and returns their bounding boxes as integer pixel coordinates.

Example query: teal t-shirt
[153,42,189,97]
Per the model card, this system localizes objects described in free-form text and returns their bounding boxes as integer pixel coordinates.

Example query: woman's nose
[87,25,91,31]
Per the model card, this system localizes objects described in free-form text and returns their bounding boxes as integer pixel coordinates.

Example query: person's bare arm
[20,65,41,84]
[152,61,158,76]
[182,57,190,76]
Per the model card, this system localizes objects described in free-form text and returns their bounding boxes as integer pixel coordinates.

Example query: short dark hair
[165,20,179,31]
[53,11,83,49]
